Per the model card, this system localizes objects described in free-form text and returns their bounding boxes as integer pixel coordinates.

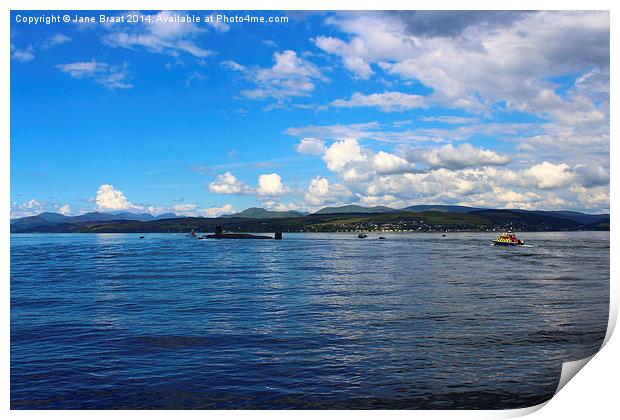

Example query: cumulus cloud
[331,91,426,112]
[304,176,353,206]
[256,173,287,196]
[56,60,132,89]
[293,133,608,211]
[322,138,368,171]
[287,117,607,212]
[208,172,253,194]
[95,184,141,211]
[361,169,487,203]
[222,50,328,103]
[521,162,577,189]
[371,151,414,174]
[570,185,609,210]
[573,164,609,187]
[296,137,326,155]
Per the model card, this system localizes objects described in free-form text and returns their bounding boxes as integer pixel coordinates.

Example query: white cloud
[420,116,479,125]
[222,50,328,103]
[304,176,352,206]
[521,161,576,189]
[55,60,132,89]
[331,91,426,112]
[172,203,198,212]
[57,204,71,216]
[322,138,367,171]
[371,151,413,174]
[147,205,168,215]
[103,11,214,58]
[208,172,253,194]
[257,173,287,196]
[314,35,373,78]
[286,121,538,145]
[95,184,141,211]
[43,34,72,49]
[11,34,71,62]
[296,137,326,155]
[199,204,235,217]
[10,199,44,218]
[11,44,34,62]
[287,122,381,142]
[297,135,609,211]
[221,60,245,72]
[167,203,234,217]
[362,169,487,203]
[258,200,298,212]
[316,11,609,122]
[570,185,609,211]
[412,143,511,169]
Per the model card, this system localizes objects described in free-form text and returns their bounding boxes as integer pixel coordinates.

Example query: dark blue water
[11,232,609,409]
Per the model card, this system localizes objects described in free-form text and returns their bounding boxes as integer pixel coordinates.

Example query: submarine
[191,226,282,240]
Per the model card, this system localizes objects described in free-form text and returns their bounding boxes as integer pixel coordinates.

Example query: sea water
[10,232,609,409]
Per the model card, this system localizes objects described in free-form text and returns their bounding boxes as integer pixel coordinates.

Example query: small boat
[378,236,386,240]
[358,233,368,239]
[492,232,525,246]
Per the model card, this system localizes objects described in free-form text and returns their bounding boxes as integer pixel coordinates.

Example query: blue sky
[10,10,610,217]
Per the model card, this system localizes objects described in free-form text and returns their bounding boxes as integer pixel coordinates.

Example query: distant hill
[512,210,609,225]
[224,207,307,219]
[10,211,181,230]
[9,212,73,229]
[153,212,183,220]
[10,206,609,233]
[11,208,609,234]
[314,205,396,214]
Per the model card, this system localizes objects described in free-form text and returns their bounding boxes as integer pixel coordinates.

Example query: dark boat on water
[358,233,367,239]
[492,232,525,246]
[190,227,281,240]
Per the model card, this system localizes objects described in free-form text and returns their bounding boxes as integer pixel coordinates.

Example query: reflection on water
[11,232,609,409]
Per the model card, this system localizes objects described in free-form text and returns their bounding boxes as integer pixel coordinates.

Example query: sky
[10,10,610,218]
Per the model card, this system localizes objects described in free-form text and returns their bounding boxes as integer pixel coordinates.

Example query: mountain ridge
[10,206,610,233]
[11,205,610,230]
[10,211,183,229]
